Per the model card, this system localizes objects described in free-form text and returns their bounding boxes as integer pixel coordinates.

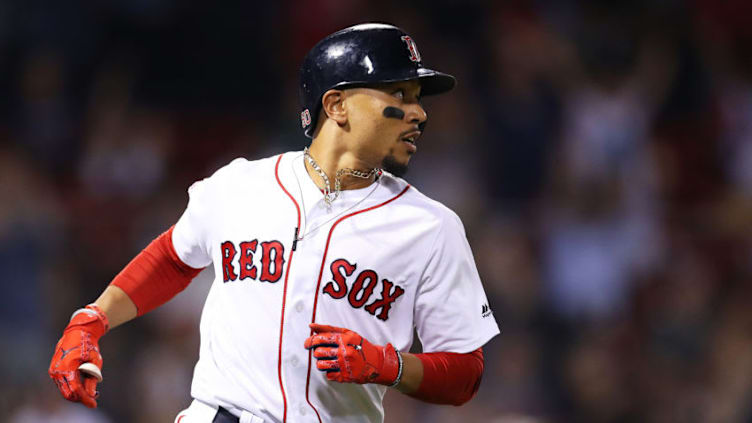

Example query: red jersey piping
[274,153,299,423]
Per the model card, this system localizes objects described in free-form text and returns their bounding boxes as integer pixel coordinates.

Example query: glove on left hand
[304,323,399,385]
[48,304,109,408]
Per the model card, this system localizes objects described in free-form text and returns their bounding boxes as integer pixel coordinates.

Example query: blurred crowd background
[2,0,752,422]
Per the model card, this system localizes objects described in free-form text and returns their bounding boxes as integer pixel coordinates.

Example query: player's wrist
[66,304,109,337]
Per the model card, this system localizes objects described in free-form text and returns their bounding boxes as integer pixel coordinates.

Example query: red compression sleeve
[409,348,484,406]
[110,226,203,316]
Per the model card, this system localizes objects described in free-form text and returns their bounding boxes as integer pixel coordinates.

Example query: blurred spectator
[12,50,77,172]
[0,148,65,381]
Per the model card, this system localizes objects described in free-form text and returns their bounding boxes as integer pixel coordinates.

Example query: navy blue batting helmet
[299,23,456,138]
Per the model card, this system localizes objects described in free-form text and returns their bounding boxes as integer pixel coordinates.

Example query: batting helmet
[299,23,456,138]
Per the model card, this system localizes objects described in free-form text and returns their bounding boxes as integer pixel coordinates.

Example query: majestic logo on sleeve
[400,36,421,63]
[221,239,285,283]
[322,258,405,321]
[481,303,492,318]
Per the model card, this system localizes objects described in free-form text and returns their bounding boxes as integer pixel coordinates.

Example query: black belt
[213,406,239,423]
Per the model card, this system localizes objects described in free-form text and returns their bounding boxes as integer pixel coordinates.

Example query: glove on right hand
[304,323,400,386]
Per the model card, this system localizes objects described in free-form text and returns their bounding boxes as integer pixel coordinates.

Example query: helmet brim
[416,68,456,96]
[328,68,456,97]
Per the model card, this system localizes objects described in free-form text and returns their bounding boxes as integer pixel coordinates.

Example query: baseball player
[49,23,500,423]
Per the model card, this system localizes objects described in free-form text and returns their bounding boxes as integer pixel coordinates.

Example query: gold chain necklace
[303,147,381,207]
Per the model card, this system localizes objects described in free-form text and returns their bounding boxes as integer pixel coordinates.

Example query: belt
[213,407,239,423]
[214,405,264,423]
[178,399,264,423]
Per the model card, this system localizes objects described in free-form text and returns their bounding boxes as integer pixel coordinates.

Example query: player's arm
[48,226,203,408]
[305,324,484,405]
[93,285,137,329]
[399,349,485,405]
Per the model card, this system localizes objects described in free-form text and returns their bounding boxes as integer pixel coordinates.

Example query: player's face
[344,80,427,176]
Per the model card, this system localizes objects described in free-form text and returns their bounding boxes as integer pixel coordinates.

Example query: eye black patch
[382,106,405,120]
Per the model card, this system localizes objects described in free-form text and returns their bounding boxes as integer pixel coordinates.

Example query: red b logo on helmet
[400,36,421,63]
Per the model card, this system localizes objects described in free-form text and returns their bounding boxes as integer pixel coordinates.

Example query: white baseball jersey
[171,151,500,423]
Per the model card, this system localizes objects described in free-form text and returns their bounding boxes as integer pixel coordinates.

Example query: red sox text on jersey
[220,242,405,321]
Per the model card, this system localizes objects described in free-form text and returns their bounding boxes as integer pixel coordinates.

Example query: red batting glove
[48,304,109,408]
[304,323,400,386]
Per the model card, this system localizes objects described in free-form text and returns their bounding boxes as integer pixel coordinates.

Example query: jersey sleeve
[413,211,500,353]
[172,178,214,269]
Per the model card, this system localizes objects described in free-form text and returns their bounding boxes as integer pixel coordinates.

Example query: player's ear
[321,89,348,126]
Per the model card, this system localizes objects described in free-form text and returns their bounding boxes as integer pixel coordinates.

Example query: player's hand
[304,323,400,386]
[49,304,109,408]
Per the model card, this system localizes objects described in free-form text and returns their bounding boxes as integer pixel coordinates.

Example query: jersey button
[290,356,299,367]
[295,302,304,312]
[299,404,307,416]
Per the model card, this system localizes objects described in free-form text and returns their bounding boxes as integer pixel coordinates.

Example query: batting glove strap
[378,343,400,386]
[69,304,109,335]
